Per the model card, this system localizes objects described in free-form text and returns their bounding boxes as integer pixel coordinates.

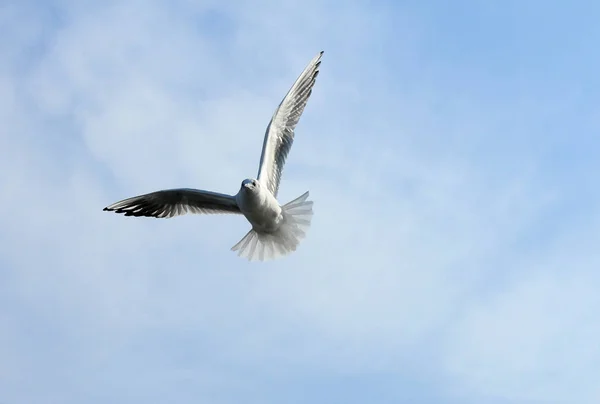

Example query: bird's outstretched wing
[257,51,323,197]
[103,188,241,218]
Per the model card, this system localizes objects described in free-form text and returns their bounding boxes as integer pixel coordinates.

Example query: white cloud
[443,219,600,403]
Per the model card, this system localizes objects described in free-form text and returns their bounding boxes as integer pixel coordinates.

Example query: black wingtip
[103,207,109,211]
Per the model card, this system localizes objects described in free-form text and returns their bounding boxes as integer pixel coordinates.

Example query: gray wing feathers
[257,51,323,197]
[103,188,241,218]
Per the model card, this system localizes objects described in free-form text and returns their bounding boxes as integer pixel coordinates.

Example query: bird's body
[103,51,323,261]
[236,178,282,233]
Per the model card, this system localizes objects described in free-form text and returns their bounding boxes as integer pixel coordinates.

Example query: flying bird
[103,51,324,261]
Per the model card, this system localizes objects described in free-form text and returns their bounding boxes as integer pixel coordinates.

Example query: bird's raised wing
[103,188,241,218]
[257,51,323,197]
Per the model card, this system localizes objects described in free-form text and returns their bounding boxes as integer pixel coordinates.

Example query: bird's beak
[244,183,251,189]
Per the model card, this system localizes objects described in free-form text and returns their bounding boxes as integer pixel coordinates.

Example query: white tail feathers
[231,191,313,261]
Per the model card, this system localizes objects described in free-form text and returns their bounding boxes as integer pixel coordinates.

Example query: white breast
[236,187,283,232]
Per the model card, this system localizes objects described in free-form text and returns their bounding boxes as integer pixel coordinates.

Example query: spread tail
[231,191,313,261]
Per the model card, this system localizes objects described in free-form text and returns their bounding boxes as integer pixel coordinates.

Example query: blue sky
[2,0,600,403]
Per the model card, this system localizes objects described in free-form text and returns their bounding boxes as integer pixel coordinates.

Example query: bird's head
[241,178,259,191]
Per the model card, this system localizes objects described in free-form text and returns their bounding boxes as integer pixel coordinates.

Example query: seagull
[103,51,323,261]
